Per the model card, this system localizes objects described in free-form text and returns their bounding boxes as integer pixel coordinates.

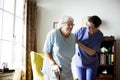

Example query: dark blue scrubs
[72,27,103,80]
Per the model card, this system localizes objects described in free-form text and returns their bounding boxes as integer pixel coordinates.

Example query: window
[0,0,25,69]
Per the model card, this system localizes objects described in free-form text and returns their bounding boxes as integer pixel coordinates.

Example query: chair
[30,51,44,80]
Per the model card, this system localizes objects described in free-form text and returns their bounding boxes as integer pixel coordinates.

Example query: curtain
[24,0,37,79]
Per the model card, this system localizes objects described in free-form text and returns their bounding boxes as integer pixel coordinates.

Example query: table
[0,70,15,80]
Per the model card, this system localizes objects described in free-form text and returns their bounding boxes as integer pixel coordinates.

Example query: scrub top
[72,27,103,67]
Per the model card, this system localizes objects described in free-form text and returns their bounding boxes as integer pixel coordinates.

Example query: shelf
[99,64,114,66]
[96,36,116,80]
[103,36,114,41]
[96,78,113,80]
[99,74,112,78]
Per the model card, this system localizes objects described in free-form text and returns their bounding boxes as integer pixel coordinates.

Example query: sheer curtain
[0,0,25,70]
[0,0,37,79]
[0,0,26,79]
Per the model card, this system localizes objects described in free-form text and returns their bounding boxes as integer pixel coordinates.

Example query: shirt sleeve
[74,27,86,41]
[43,30,54,54]
[74,27,83,38]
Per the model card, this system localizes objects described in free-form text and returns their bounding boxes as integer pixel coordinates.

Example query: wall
[36,0,120,79]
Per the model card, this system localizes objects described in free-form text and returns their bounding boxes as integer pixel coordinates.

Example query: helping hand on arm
[75,37,96,56]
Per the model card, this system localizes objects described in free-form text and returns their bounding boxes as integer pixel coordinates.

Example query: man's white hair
[57,16,74,29]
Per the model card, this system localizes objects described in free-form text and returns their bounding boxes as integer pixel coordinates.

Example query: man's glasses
[63,22,75,26]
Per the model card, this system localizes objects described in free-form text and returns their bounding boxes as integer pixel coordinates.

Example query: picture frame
[53,22,58,29]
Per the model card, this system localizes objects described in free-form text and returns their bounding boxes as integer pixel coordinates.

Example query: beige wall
[36,0,120,79]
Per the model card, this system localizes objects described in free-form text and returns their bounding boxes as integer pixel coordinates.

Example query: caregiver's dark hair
[88,15,102,28]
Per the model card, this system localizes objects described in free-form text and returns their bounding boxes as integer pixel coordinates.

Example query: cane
[59,67,62,80]
[59,74,60,80]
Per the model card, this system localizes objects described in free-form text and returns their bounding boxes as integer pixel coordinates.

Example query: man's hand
[51,64,61,74]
